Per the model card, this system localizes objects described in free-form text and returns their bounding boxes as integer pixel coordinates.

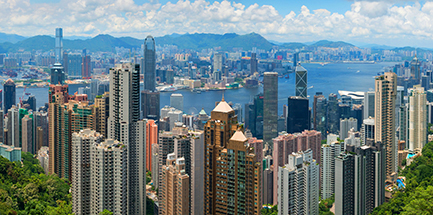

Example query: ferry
[160,86,177,92]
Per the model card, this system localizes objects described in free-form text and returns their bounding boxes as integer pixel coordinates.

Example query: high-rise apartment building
[277,149,319,215]
[364,91,375,120]
[3,79,16,111]
[107,63,147,215]
[321,141,343,200]
[146,120,158,171]
[6,106,19,147]
[375,72,397,180]
[55,28,63,63]
[170,93,184,112]
[91,92,109,139]
[287,96,309,133]
[159,153,190,215]
[204,98,261,214]
[340,117,358,140]
[263,72,278,146]
[295,63,308,98]
[21,115,33,154]
[72,129,103,215]
[408,85,427,152]
[335,153,355,215]
[90,138,127,215]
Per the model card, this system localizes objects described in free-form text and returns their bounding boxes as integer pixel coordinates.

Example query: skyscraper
[170,93,184,112]
[146,120,158,171]
[55,28,63,63]
[213,53,222,74]
[3,79,16,111]
[91,92,109,139]
[204,98,261,214]
[50,63,65,85]
[142,35,160,120]
[251,52,258,74]
[335,153,355,215]
[410,55,420,82]
[72,129,103,215]
[287,96,309,133]
[340,117,358,140]
[263,72,278,146]
[314,92,327,136]
[375,72,397,180]
[321,141,343,200]
[107,63,147,214]
[6,106,19,147]
[82,55,91,78]
[159,154,190,215]
[277,149,319,215]
[408,85,427,152]
[364,91,375,120]
[67,53,82,78]
[21,115,33,154]
[144,36,156,91]
[295,63,308,98]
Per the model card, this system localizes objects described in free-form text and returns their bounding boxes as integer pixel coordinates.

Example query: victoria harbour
[3,62,396,115]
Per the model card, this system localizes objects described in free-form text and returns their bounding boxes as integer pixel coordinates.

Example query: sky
[3,0,433,47]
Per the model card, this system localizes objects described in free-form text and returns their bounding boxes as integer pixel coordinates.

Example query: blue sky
[3,0,433,47]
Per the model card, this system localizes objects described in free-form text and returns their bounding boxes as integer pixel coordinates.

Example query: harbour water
[1,62,397,115]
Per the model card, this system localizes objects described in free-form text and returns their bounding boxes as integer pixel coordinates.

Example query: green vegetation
[146,171,152,184]
[99,209,113,215]
[428,123,433,135]
[146,197,154,215]
[319,195,335,215]
[372,141,433,214]
[0,152,72,215]
[261,204,277,215]
[321,139,327,145]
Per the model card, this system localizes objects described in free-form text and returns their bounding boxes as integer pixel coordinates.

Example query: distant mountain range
[0,32,425,53]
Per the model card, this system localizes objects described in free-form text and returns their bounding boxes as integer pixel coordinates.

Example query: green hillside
[0,152,72,214]
[372,141,433,214]
[310,40,355,48]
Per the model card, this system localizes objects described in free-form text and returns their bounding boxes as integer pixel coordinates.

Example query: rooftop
[230,130,247,142]
[213,100,233,113]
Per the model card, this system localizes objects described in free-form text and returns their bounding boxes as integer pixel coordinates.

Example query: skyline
[1,0,433,47]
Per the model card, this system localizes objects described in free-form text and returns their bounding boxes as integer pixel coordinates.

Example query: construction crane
[19,86,26,105]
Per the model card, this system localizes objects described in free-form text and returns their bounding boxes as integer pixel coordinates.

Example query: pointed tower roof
[230,130,247,142]
[213,100,233,113]
[199,108,207,115]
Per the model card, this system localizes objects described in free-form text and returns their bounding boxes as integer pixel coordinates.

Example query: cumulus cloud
[1,0,433,46]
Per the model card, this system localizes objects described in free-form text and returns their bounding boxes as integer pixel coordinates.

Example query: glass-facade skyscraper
[55,28,63,64]
[295,64,308,98]
[3,79,16,111]
[287,96,309,133]
[144,36,156,91]
[263,72,278,146]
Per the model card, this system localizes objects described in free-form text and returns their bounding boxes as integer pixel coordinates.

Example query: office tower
[141,91,160,120]
[263,72,278,146]
[204,99,261,214]
[375,72,397,180]
[287,96,309,133]
[422,75,430,91]
[408,85,427,152]
[170,93,184,112]
[3,79,16,111]
[399,104,409,146]
[108,63,146,215]
[293,52,299,67]
[362,117,375,146]
[364,91,375,119]
[82,55,91,78]
[144,36,156,91]
[89,79,99,102]
[244,93,264,139]
[340,118,358,140]
[21,115,33,154]
[335,153,355,215]
[314,92,327,136]
[213,53,222,74]
[6,106,19,147]
[72,129,102,215]
[232,103,243,123]
[159,154,190,215]
[91,92,109,139]
[321,141,343,200]
[277,149,319,215]
[410,55,420,81]
[22,95,36,111]
[251,52,258,74]
[34,110,49,149]
[167,108,182,130]
[295,63,308,98]
[90,138,127,215]
[98,81,109,95]
[51,63,65,85]
[327,93,339,134]
[67,53,83,78]
[146,120,158,171]
[55,28,63,63]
